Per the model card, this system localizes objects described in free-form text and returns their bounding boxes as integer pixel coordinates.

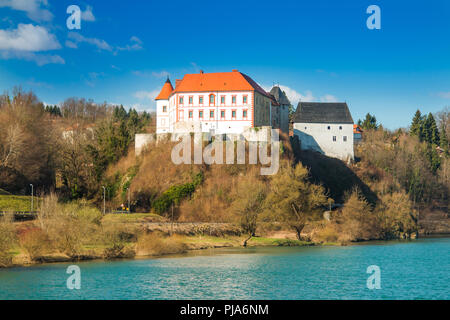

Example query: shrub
[136,232,187,256]
[19,228,50,261]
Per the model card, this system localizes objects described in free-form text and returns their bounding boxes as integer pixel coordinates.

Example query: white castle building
[293,102,355,161]
[155,70,289,137]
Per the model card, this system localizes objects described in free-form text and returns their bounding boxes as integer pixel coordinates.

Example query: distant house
[353,124,363,144]
[293,102,354,161]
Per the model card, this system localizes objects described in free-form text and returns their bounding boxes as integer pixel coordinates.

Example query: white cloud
[264,85,339,105]
[0,23,63,65]
[134,89,160,101]
[320,94,339,102]
[438,92,450,99]
[0,0,53,22]
[278,85,315,105]
[81,5,95,22]
[0,50,64,65]
[65,40,77,49]
[116,36,143,52]
[0,23,60,51]
[152,70,169,78]
[67,32,112,51]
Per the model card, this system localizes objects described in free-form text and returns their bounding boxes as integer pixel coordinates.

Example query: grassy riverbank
[7,232,315,267]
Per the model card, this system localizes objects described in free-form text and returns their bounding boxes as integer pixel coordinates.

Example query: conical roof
[155,78,174,100]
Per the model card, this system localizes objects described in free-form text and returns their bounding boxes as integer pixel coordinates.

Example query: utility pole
[127,188,131,213]
[171,202,174,237]
[30,184,33,212]
[102,186,106,215]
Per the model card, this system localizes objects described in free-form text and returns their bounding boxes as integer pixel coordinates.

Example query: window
[304,127,307,130]
[232,110,236,118]
[188,110,193,119]
[243,95,248,104]
[210,110,214,119]
[209,94,215,104]
[199,110,203,118]
[221,96,225,104]
[243,110,248,118]
[343,136,347,142]
[333,136,336,142]
[232,95,236,104]
[199,96,204,104]
[221,110,225,119]
[189,96,193,104]
[179,96,184,104]
[339,126,342,130]
[327,126,331,130]
[163,106,167,112]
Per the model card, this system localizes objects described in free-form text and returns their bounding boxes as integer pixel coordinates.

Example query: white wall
[293,122,354,161]
[167,90,254,135]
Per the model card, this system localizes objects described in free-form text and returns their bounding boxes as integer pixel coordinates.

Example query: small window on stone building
[339,126,342,130]
[343,136,347,142]
[327,126,331,130]
[333,136,336,142]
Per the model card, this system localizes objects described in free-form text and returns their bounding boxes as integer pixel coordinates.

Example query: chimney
[232,69,238,72]
[175,79,181,88]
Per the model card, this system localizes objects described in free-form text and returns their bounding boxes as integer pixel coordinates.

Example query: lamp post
[127,187,131,213]
[30,184,33,212]
[102,186,106,215]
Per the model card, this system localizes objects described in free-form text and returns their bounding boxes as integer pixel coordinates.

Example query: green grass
[0,195,41,211]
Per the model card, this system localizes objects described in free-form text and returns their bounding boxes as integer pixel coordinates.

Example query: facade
[269,86,290,133]
[293,102,354,161]
[155,70,286,137]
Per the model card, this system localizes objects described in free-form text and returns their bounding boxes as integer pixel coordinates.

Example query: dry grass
[136,232,187,256]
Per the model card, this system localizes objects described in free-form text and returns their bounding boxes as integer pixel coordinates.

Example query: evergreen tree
[424,113,440,145]
[359,113,378,130]
[410,110,424,139]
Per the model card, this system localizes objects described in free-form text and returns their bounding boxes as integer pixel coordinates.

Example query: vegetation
[0,88,448,267]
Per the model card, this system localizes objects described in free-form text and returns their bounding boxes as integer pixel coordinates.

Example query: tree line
[0,88,153,200]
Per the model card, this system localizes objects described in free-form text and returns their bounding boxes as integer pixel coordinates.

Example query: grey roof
[269,86,291,106]
[293,102,354,124]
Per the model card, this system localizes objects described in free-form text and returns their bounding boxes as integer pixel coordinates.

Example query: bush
[136,232,187,256]
[19,228,50,261]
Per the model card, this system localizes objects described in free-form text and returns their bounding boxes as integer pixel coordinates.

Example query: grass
[0,195,41,211]
[102,213,165,223]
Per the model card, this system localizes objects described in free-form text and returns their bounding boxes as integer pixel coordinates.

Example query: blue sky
[0,0,449,129]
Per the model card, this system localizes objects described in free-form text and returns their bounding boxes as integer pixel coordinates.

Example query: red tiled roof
[170,70,272,98]
[155,78,174,100]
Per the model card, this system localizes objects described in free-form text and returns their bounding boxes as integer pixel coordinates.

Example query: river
[0,238,448,300]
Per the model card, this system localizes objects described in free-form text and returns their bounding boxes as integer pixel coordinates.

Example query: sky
[0,0,449,129]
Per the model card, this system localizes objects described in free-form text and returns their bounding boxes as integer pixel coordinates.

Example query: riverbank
[8,233,317,268]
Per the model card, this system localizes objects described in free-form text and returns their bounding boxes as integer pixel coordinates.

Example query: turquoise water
[0,238,449,300]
